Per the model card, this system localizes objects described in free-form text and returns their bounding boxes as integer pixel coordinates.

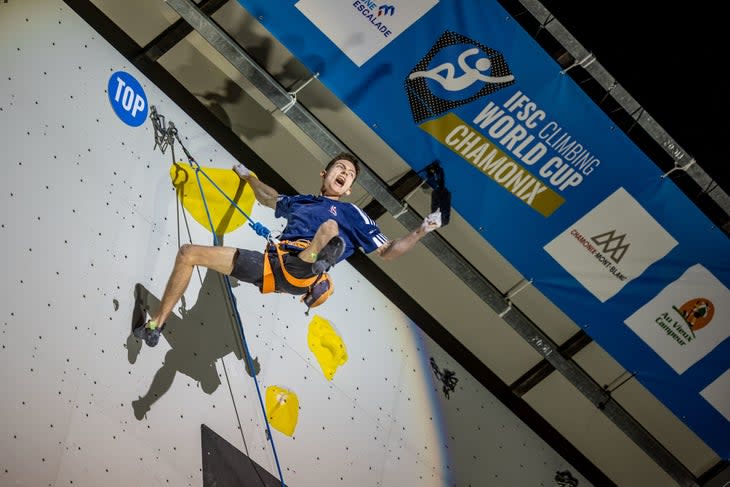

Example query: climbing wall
[0,1,592,486]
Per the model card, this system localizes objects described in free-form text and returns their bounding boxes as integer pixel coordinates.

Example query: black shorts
[230,248,315,296]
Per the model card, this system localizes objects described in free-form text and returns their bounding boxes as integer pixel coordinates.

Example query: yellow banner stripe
[420,113,564,217]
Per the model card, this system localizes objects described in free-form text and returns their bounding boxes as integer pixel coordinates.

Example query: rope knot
[249,221,271,238]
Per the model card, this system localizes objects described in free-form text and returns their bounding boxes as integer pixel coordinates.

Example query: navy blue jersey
[275,194,388,261]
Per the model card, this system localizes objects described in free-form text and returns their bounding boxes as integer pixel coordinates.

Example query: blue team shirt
[275,194,388,261]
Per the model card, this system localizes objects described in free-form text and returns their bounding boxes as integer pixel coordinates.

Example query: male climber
[134,152,442,346]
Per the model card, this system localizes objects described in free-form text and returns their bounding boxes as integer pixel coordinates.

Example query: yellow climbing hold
[265,385,299,437]
[169,163,256,236]
[307,315,348,381]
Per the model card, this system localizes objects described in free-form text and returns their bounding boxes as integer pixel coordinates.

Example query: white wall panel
[0,1,595,486]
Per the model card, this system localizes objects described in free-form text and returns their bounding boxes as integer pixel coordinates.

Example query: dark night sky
[533,1,729,195]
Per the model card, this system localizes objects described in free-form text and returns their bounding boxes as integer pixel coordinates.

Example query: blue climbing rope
[190,160,277,243]
[190,162,287,487]
[149,105,278,243]
[151,107,286,486]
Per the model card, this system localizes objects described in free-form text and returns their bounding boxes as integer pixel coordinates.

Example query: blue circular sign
[107,71,148,127]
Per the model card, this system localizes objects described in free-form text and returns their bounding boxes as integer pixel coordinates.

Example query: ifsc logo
[107,71,148,127]
[405,31,515,124]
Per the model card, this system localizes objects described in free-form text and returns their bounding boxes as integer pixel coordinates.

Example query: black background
[509,1,729,196]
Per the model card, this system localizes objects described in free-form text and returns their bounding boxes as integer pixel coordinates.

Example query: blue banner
[238,0,730,457]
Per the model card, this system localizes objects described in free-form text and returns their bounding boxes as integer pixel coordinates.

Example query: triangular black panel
[201,424,284,487]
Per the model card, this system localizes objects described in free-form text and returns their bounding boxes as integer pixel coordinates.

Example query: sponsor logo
[352,1,395,38]
[569,228,629,282]
[296,0,437,67]
[653,305,703,346]
[591,230,629,264]
[406,31,515,124]
[674,298,714,334]
[624,264,728,374]
[544,188,677,302]
[646,297,715,347]
[378,4,395,16]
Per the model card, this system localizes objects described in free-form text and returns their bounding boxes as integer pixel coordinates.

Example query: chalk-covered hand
[421,209,442,233]
[233,162,250,179]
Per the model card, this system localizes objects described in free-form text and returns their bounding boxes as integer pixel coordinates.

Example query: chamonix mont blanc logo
[544,187,677,302]
[590,230,630,264]
[624,264,729,374]
[405,30,515,124]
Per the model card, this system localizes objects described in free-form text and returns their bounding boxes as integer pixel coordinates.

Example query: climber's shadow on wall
[126,269,260,421]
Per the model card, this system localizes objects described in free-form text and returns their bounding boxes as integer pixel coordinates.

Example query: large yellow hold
[307,315,348,381]
[169,163,256,237]
[265,386,299,437]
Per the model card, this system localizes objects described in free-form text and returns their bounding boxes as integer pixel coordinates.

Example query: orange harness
[262,240,334,312]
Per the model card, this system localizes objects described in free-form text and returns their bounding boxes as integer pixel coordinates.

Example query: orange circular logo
[677,298,714,331]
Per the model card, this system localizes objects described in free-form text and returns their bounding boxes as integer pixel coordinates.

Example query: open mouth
[335,175,346,187]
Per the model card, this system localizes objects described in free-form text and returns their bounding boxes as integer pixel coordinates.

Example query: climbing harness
[149,106,286,487]
[262,240,334,314]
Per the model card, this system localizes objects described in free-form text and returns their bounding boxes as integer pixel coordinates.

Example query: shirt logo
[329,205,337,216]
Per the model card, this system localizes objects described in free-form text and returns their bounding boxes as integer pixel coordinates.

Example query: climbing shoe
[133,320,164,347]
[312,236,345,274]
